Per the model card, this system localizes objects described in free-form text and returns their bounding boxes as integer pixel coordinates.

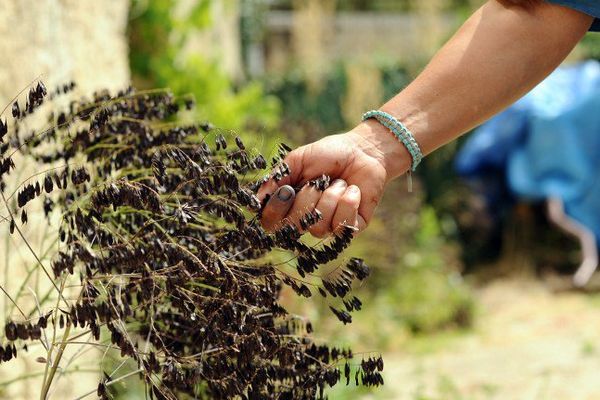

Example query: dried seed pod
[16,323,28,340]
[329,306,352,325]
[376,356,384,372]
[0,118,7,140]
[44,174,53,193]
[11,101,20,118]
[346,257,370,280]
[235,136,245,150]
[5,322,17,341]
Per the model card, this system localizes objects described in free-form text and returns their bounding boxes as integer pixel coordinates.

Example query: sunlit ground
[324,278,600,400]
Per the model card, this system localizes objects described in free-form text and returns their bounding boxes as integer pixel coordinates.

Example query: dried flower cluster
[0,82,383,399]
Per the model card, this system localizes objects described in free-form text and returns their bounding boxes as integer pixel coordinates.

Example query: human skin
[258,0,593,237]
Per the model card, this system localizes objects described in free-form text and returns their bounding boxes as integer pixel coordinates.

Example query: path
[380,278,600,400]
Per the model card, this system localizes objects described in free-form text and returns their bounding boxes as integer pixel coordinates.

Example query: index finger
[257,179,278,203]
[257,146,306,202]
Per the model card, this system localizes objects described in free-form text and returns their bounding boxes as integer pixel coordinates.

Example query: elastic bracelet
[361,110,423,172]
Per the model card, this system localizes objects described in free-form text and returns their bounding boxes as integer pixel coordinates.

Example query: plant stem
[40,322,71,400]
[72,368,143,400]
[3,220,9,318]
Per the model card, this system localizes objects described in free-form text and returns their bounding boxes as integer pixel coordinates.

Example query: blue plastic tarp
[455,60,600,241]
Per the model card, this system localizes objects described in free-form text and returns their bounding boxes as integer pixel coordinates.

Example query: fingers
[284,183,322,231]
[308,179,347,238]
[349,172,383,233]
[256,140,375,236]
[260,185,295,231]
[261,181,367,237]
[332,185,361,234]
[275,146,306,188]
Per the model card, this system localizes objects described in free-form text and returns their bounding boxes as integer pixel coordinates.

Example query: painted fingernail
[276,185,294,202]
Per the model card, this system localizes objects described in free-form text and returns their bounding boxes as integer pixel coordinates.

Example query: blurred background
[2,0,600,399]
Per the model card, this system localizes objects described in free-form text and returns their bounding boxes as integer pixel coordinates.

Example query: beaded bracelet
[361,110,423,192]
[361,110,423,171]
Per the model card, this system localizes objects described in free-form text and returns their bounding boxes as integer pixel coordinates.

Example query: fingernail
[276,185,294,202]
[332,179,347,188]
[348,185,359,194]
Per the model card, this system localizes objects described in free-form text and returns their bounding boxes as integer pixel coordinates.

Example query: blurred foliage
[582,33,600,60]
[128,0,280,140]
[390,207,474,334]
[266,65,348,143]
[269,0,473,12]
[266,63,410,141]
[300,183,473,353]
[316,204,474,400]
[350,204,473,338]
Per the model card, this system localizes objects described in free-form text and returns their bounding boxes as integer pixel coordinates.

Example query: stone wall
[0,2,130,398]
[264,10,459,75]
[0,0,130,107]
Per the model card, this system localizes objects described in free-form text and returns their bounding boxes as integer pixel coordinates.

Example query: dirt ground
[379,278,600,400]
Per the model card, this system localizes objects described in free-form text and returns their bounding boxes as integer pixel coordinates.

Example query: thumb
[257,146,306,202]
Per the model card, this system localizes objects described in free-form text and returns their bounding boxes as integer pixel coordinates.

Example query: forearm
[355,0,593,180]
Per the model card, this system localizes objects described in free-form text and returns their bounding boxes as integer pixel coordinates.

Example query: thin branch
[0,283,26,318]
[40,322,71,400]
[72,368,143,400]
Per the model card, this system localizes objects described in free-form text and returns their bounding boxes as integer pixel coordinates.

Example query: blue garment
[547,0,600,31]
[455,61,600,243]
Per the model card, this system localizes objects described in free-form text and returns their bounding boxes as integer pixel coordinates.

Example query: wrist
[348,118,412,182]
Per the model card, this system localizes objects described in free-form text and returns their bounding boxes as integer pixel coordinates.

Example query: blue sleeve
[546,0,600,31]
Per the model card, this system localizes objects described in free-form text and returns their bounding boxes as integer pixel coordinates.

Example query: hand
[258,119,411,237]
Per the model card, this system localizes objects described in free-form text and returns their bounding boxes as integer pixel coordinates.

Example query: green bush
[128,0,281,153]
[368,206,474,336]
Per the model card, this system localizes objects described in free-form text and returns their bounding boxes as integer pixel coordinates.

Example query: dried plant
[0,81,383,399]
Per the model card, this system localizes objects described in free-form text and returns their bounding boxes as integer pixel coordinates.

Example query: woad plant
[0,82,383,399]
